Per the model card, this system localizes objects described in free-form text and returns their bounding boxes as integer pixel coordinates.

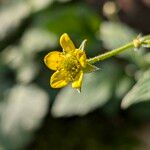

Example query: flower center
[63,54,81,81]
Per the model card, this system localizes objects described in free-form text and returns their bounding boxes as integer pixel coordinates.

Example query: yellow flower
[44,33,98,92]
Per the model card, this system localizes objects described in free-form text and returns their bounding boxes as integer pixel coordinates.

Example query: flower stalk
[88,35,150,64]
[88,42,133,64]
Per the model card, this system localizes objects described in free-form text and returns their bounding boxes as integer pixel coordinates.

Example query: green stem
[88,35,150,64]
[88,42,133,64]
[142,35,150,41]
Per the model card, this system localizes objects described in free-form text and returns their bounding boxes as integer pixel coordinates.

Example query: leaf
[21,28,58,53]
[0,0,54,51]
[115,76,134,99]
[143,52,150,67]
[99,21,145,67]
[33,4,101,56]
[100,22,137,49]
[51,74,111,117]
[27,0,53,12]
[51,62,121,117]
[121,69,150,109]
[0,1,30,41]
[34,4,100,36]
[0,84,49,150]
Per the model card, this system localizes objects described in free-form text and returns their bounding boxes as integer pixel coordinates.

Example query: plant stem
[88,42,133,64]
[88,35,150,64]
[142,35,150,41]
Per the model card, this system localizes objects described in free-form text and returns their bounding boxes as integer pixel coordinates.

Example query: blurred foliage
[51,62,132,117]
[100,21,146,68]
[0,0,150,150]
[122,69,150,108]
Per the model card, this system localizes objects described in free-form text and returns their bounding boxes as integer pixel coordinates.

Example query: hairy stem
[87,35,150,64]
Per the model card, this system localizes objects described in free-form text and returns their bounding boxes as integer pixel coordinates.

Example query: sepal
[79,39,87,51]
[83,63,99,73]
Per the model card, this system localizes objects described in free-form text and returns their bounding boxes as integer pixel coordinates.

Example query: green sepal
[79,39,87,51]
[83,63,99,73]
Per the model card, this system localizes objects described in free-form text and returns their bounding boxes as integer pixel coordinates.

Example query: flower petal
[50,70,69,88]
[44,51,64,70]
[75,49,87,68]
[72,71,83,92]
[60,33,75,53]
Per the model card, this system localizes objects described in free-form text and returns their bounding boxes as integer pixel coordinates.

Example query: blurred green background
[0,0,150,150]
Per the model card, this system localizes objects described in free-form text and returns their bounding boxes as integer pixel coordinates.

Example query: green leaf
[0,84,49,150]
[51,62,121,117]
[27,0,53,12]
[121,69,150,109]
[0,1,30,41]
[0,0,54,50]
[99,21,145,67]
[34,4,100,36]
[21,27,58,53]
[100,22,137,49]
[143,52,150,67]
[115,76,134,99]
[51,74,111,117]
[33,3,102,56]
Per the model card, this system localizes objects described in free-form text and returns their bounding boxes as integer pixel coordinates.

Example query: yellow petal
[75,49,87,68]
[50,70,69,88]
[60,33,75,53]
[44,51,64,70]
[72,71,83,91]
